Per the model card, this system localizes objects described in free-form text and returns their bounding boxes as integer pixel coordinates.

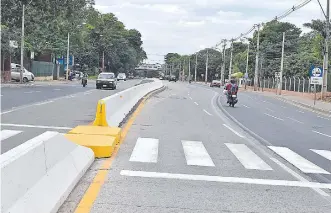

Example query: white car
[11,63,34,82]
[96,72,117,89]
[117,73,127,81]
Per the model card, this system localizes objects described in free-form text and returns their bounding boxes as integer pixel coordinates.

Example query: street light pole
[66,32,70,81]
[221,41,226,85]
[195,53,198,81]
[20,4,25,83]
[229,40,234,78]
[279,32,285,95]
[188,56,191,82]
[323,0,330,99]
[245,42,250,89]
[254,24,261,91]
[205,49,209,83]
[102,51,105,72]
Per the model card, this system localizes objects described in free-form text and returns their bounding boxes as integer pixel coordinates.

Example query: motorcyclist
[82,72,88,85]
[226,79,238,103]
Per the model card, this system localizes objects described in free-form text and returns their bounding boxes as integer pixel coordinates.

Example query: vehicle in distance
[117,73,127,81]
[169,75,177,82]
[96,72,117,89]
[11,63,34,82]
[210,80,221,87]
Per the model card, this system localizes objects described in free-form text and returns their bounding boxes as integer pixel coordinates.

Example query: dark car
[169,75,177,82]
[96,72,117,89]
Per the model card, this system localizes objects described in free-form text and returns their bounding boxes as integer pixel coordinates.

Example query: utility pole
[221,41,226,85]
[229,40,234,78]
[322,0,330,99]
[188,56,191,82]
[66,32,70,81]
[245,42,250,89]
[205,49,209,83]
[102,51,105,72]
[195,53,198,81]
[20,4,25,83]
[279,32,285,95]
[254,24,261,91]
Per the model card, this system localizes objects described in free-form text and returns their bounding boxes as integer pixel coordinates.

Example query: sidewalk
[1,79,78,88]
[245,87,331,116]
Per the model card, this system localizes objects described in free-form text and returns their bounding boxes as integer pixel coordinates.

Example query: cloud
[94,0,324,63]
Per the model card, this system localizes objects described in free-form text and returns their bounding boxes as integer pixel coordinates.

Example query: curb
[275,96,331,116]
[244,90,331,116]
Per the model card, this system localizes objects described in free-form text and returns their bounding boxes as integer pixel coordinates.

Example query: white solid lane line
[129,138,159,163]
[264,113,284,121]
[1,130,22,141]
[312,130,331,138]
[310,149,331,161]
[120,170,331,189]
[225,143,273,170]
[266,108,275,112]
[223,124,245,138]
[203,109,212,116]
[268,146,330,174]
[182,140,215,167]
[194,102,199,105]
[34,100,54,106]
[287,117,304,124]
[0,123,72,130]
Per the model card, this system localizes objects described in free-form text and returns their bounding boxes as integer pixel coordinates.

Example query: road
[217,87,331,184]
[0,79,141,154]
[63,81,331,213]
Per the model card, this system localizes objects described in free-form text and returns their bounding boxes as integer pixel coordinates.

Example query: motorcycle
[82,78,87,87]
[228,94,238,107]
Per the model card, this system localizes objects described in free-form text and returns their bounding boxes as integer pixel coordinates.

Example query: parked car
[210,80,221,87]
[11,63,34,82]
[117,73,127,81]
[96,72,117,89]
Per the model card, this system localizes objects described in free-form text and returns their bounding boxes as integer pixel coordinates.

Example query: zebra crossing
[129,137,331,175]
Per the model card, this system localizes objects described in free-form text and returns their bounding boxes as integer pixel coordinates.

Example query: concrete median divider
[64,79,164,158]
[93,79,163,127]
[0,131,94,213]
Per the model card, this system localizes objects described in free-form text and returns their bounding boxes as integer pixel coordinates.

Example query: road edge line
[73,86,165,213]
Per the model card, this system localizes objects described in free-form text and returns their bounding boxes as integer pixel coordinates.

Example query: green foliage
[167,19,327,81]
[1,0,146,73]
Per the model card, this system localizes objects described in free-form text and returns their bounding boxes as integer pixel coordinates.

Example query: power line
[220,0,313,43]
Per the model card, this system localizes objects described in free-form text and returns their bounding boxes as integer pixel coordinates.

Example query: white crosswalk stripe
[129,138,159,163]
[310,149,331,161]
[1,130,22,141]
[126,137,331,174]
[182,140,215,167]
[268,146,330,174]
[225,143,273,170]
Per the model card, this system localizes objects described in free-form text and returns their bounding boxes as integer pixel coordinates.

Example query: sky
[94,0,325,64]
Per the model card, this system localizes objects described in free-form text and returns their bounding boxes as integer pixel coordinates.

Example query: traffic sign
[310,77,323,85]
[309,66,323,85]
[244,73,248,79]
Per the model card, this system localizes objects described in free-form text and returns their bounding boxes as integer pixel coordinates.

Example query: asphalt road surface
[0,79,141,154]
[64,81,331,213]
[216,88,331,184]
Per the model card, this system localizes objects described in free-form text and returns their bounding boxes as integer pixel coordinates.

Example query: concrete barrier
[1,131,94,213]
[93,79,163,127]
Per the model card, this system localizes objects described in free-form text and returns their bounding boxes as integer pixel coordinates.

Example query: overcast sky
[94,0,325,63]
